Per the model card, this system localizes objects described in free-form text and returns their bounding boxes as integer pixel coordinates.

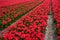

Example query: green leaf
[0,20,2,25]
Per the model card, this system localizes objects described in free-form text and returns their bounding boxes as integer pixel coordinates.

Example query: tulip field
[0,0,43,30]
[0,0,60,40]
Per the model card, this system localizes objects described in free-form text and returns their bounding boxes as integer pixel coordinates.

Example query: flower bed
[0,0,44,30]
[52,0,60,40]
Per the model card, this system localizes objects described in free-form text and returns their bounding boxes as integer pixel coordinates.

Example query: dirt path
[44,15,57,40]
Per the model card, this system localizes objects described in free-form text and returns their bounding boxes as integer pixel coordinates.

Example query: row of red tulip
[52,0,60,40]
